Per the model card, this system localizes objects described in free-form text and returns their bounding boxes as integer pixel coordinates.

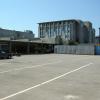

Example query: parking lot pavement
[0,54,100,100]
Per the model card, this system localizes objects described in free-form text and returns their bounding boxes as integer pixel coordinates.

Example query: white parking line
[0,63,93,100]
[0,61,62,74]
[0,63,8,66]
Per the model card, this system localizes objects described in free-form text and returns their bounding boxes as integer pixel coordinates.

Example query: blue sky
[0,0,100,37]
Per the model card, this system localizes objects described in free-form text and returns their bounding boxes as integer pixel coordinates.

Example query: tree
[68,40,79,45]
[55,36,63,45]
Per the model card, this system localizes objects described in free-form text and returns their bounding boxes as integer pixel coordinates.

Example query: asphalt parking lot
[0,54,100,100]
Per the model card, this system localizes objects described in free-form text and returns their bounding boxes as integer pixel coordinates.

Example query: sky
[0,0,100,37]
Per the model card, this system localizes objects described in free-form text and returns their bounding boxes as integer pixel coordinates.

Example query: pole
[27,42,30,54]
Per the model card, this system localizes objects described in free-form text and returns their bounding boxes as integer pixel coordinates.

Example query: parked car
[0,50,12,59]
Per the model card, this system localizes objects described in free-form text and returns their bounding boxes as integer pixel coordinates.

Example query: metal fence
[95,45,100,55]
[54,44,95,55]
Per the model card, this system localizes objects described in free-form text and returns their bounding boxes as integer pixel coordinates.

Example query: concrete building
[95,36,100,44]
[0,28,35,40]
[38,19,95,44]
[0,28,54,54]
[95,28,100,44]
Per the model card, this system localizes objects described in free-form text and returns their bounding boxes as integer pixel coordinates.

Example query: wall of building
[54,44,95,55]
[0,28,34,40]
[95,36,100,44]
[38,19,95,44]
[38,20,77,41]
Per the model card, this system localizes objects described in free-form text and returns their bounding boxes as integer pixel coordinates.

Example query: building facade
[95,36,100,44]
[38,19,95,44]
[0,28,35,40]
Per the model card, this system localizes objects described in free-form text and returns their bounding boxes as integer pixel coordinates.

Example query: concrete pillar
[9,41,12,53]
[27,42,30,54]
[48,23,50,37]
[38,25,40,38]
[53,23,55,37]
[57,23,59,36]
[41,24,43,38]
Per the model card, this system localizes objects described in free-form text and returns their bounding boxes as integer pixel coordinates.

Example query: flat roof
[38,19,79,24]
[0,39,55,44]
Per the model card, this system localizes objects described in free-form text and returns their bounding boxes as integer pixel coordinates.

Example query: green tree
[55,36,63,45]
[68,40,79,45]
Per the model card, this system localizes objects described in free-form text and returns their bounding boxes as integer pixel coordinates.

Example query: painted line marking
[0,61,62,74]
[0,63,8,66]
[0,61,14,66]
[0,63,93,100]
